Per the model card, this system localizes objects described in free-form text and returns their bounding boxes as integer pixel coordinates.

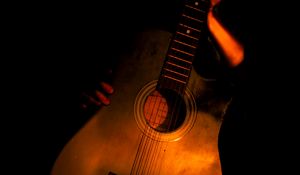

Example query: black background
[3,0,252,174]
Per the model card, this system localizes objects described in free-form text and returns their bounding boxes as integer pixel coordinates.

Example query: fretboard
[157,0,210,95]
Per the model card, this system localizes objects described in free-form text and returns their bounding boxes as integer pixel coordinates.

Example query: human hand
[79,69,114,111]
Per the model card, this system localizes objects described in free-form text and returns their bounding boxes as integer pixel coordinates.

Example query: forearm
[207,10,244,67]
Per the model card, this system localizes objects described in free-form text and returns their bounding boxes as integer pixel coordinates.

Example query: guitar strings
[131,91,157,174]
[132,91,163,174]
[150,0,208,171]
[146,99,168,174]
[131,96,155,174]
[131,0,209,173]
[141,96,162,174]
[143,92,167,174]
[137,89,172,174]
[171,0,209,132]
[138,1,188,172]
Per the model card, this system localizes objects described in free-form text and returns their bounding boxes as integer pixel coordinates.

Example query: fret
[169,42,196,56]
[176,31,199,40]
[166,55,192,71]
[179,23,201,33]
[162,68,189,82]
[164,68,189,78]
[157,0,210,91]
[164,63,189,77]
[168,48,194,62]
[185,5,206,13]
[182,6,207,22]
[182,14,204,23]
[171,42,196,55]
[163,75,186,84]
[166,61,190,71]
[184,0,210,20]
[174,32,199,46]
[173,39,196,49]
[171,47,194,57]
[177,25,201,39]
[179,17,204,32]
[168,54,193,64]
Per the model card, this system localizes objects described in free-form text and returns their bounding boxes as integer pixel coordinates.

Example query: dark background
[3,0,248,174]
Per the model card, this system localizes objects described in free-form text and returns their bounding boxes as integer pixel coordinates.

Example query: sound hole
[143,89,186,133]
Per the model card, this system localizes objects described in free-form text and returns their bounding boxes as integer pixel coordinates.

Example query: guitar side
[52,29,228,175]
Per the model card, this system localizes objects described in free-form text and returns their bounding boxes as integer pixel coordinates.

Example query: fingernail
[100,82,114,94]
[96,91,111,105]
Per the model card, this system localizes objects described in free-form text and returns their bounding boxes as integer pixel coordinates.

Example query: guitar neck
[157,0,210,95]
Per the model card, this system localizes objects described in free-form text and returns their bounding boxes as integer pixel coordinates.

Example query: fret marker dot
[195,2,199,6]
[186,30,190,34]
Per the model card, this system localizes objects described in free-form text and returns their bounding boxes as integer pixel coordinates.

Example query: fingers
[96,90,110,105]
[79,68,114,112]
[80,92,102,108]
[80,81,114,111]
[100,82,114,94]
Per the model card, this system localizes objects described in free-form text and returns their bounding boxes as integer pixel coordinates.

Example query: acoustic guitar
[52,0,231,174]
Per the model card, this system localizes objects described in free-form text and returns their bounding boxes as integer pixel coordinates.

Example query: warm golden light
[144,90,168,129]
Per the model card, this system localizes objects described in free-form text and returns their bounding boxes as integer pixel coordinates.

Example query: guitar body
[52,29,231,175]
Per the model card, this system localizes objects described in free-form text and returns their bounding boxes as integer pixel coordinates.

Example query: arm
[207,3,244,67]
